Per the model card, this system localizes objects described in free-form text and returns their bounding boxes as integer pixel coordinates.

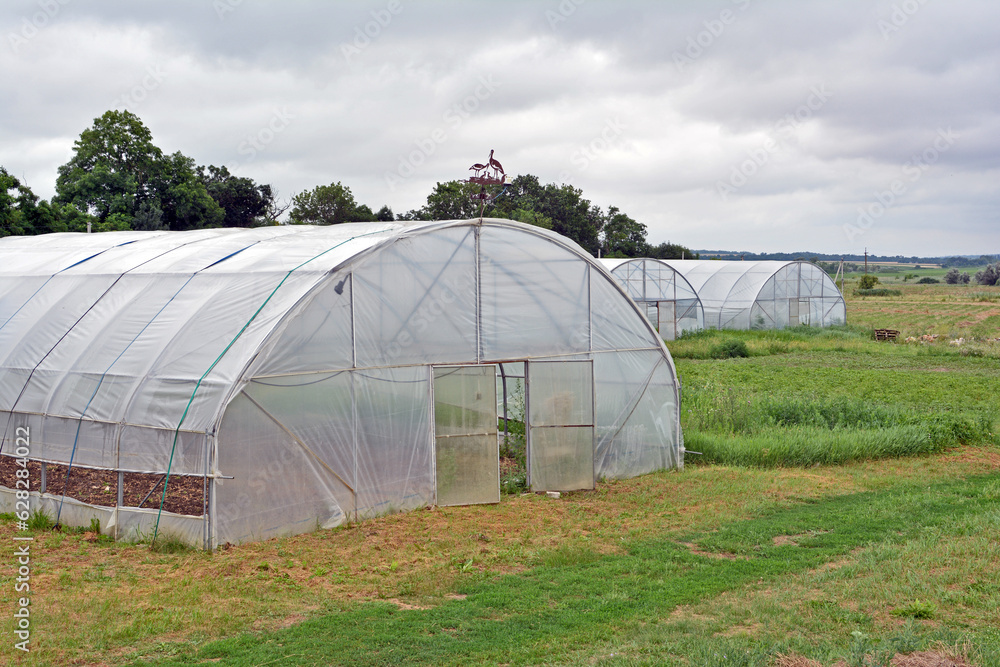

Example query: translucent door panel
[527,360,595,492]
[434,366,499,506]
[658,301,675,341]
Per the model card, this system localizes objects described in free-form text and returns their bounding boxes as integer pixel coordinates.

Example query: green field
[1,283,998,666]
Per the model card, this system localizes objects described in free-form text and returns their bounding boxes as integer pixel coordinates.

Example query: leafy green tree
[508,207,553,230]
[1,167,26,237]
[288,181,361,225]
[974,263,1000,286]
[352,204,378,222]
[1,168,81,237]
[58,203,98,233]
[648,241,698,260]
[132,201,165,231]
[153,152,224,230]
[55,110,161,222]
[858,274,880,289]
[601,206,647,257]
[15,185,67,235]
[375,205,395,222]
[55,110,226,231]
[423,180,483,220]
[199,165,274,227]
[533,183,603,255]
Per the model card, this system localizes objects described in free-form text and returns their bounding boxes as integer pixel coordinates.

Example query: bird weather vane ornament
[466,149,507,220]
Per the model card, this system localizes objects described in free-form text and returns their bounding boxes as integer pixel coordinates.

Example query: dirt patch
[772,530,831,546]
[780,650,973,667]
[774,653,823,667]
[890,650,975,666]
[385,598,432,611]
[0,455,205,516]
[945,447,1000,471]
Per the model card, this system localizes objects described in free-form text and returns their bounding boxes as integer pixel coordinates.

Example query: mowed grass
[0,282,997,666]
[844,278,1000,340]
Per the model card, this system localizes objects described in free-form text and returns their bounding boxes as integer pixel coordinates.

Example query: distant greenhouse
[658,260,846,330]
[0,219,683,548]
[599,258,705,340]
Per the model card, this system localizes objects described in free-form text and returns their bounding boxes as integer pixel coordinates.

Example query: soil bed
[0,455,205,516]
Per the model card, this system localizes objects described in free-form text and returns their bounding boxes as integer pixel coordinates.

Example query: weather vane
[466,149,507,220]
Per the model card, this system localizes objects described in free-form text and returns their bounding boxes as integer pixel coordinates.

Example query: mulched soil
[0,455,205,516]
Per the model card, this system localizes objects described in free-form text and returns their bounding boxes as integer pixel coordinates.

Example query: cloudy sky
[2,0,997,256]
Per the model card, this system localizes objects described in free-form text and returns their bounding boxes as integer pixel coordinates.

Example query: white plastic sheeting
[659,260,846,330]
[600,258,705,340]
[0,220,683,547]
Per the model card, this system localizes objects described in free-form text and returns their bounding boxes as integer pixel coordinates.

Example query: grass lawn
[0,283,998,666]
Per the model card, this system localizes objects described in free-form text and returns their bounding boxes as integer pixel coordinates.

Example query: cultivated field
[1,280,998,666]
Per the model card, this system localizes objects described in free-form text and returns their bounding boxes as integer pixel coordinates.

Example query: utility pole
[864,248,868,274]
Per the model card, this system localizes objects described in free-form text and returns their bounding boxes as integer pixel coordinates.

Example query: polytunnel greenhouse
[0,219,682,548]
[658,260,846,330]
[599,258,705,340]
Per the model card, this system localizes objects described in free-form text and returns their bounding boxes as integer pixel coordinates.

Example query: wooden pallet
[874,328,900,341]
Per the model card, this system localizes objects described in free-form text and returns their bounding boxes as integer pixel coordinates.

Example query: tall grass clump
[854,288,902,296]
[668,326,873,359]
[967,291,999,303]
[709,338,749,359]
[683,389,995,468]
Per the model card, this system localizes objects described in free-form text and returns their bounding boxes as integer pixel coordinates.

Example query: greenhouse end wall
[0,220,684,548]
[659,260,846,331]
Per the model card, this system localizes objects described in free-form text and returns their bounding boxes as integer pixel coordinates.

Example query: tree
[352,204,378,222]
[508,207,553,230]
[15,185,67,235]
[1,167,26,237]
[153,152,224,231]
[288,181,360,225]
[601,206,647,257]
[423,181,483,220]
[199,165,274,227]
[858,274,880,289]
[944,268,961,284]
[530,182,602,255]
[55,110,226,231]
[974,263,1000,286]
[648,241,697,260]
[375,205,395,222]
[55,110,162,222]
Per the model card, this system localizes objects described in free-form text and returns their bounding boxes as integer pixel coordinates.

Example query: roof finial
[466,149,507,222]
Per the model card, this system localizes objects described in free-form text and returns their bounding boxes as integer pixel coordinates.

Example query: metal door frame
[431,364,500,507]
[525,358,596,492]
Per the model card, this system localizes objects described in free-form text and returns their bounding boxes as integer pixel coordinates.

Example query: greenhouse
[0,219,682,548]
[658,260,846,330]
[599,258,705,340]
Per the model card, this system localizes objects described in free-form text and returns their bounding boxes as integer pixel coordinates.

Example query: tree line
[1,110,693,259]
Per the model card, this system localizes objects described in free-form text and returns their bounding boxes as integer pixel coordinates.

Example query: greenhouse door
[789,298,810,326]
[658,301,676,341]
[526,360,595,492]
[433,366,500,507]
